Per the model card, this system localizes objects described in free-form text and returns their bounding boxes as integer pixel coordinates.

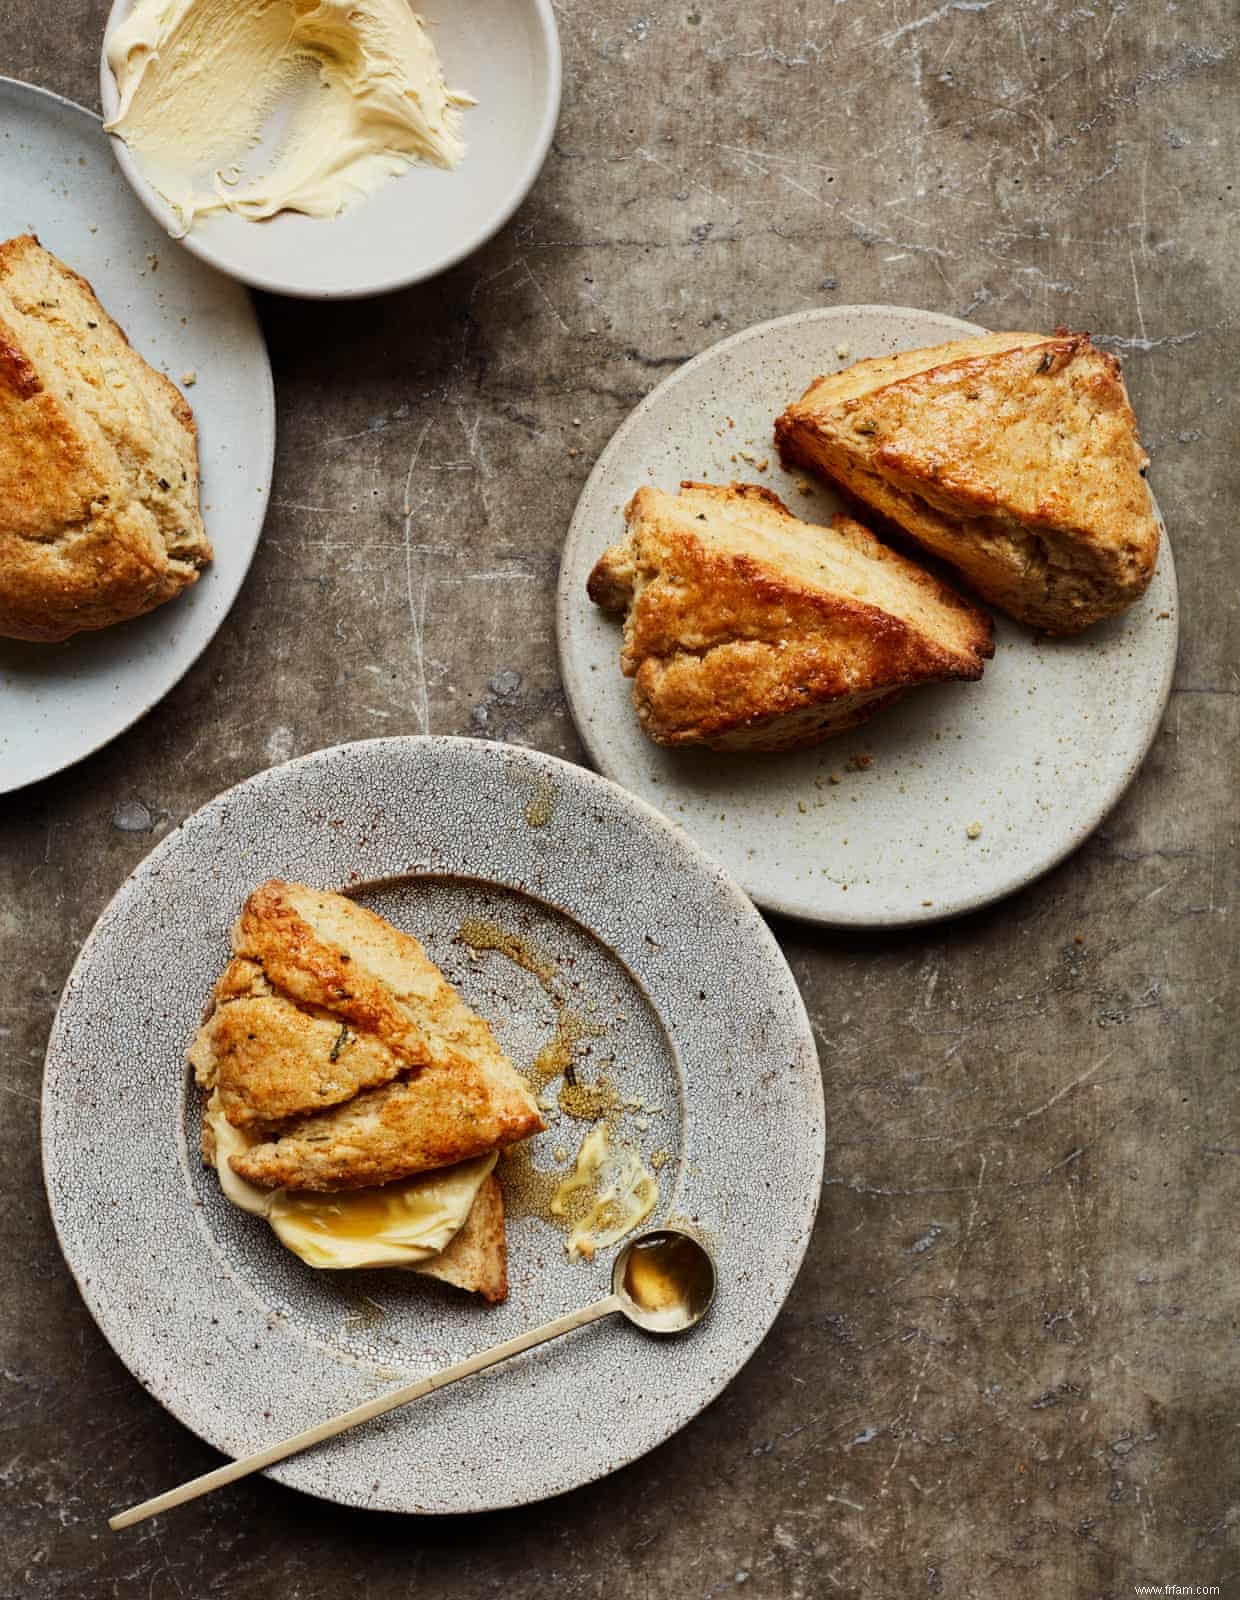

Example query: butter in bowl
[99,0,562,298]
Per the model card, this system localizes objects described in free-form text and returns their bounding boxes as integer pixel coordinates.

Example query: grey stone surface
[0,0,1236,1594]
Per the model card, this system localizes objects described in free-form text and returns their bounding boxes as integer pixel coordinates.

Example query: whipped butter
[104,0,473,229]
[551,1124,658,1262]
[206,1098,493,1270]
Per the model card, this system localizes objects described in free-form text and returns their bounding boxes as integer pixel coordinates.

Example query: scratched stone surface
[1,0,1237,1595]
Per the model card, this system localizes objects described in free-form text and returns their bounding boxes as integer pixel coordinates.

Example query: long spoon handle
[109,1293,625,1530]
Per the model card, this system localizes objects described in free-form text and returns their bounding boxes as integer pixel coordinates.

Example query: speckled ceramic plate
[42,737,823,1514]
[556,306,1178,927]
[99,0,561,299]
[0,78,274,795]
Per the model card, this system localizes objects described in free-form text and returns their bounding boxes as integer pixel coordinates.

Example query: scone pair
[190,880,544,1302]
[589,330,1159,752]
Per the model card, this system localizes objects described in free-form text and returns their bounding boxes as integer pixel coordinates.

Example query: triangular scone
[587,481,993,753]
[0,234,211,642]
[229,1068,541,1191]
[190,881,543,1188]
[412,1174,508,1303]
[775,331,1159,633]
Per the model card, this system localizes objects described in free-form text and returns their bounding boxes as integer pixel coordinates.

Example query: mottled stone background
[1,1,1236,1595]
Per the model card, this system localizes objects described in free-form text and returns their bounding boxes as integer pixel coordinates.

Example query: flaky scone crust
[775,331,1159,633]
[0,234,210,642]
[190,880,543,1191]
[588,481,993,752]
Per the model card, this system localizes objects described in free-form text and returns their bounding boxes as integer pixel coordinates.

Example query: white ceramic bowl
[98,0,561,299]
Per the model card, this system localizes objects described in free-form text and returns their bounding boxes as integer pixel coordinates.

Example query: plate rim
[41,734,826,1514]
[555,303,1180,930]
[0,74,275,795]
[96,0,563,301]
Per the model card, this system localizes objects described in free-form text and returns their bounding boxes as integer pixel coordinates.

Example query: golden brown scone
[230,1067,542,1191]
[193,881,523,1125]
[0,234,210,642]
[190,880,543,1189]
[412,1174,508,1303]
[775,330,1158,633]
[587,481,993,752]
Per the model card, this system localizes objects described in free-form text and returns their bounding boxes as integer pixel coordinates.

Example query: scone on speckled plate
[0,233,210,642]
[775,330,1159,634]
[587,480,993,753]
[189,880,545,1302]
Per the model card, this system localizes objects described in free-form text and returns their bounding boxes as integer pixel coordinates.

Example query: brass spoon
[109,1227,717,1530]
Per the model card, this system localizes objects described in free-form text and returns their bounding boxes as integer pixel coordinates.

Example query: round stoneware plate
[0,78,273,795]
[43,737,824,1515]
[556,306,1178,928]
[99,0,561,299]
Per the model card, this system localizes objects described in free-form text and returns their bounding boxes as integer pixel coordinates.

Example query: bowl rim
[97,0,563,300]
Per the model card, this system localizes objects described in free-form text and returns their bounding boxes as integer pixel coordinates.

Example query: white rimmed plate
[42,737,824,1514]
[556,306,1178,928]
[0,77,273,794]
[99,0,561,299]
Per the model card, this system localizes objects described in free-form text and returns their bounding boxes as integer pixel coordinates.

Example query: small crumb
[726,416,735,428]
[553,1146,568,1163]
[572,417,582,427]
[146,252,159,272]
[922,899,934,907]
[1157,610,1171,619]
[835,342,851,359]
[846,753,873,772]
[737,448,757,464]
[828,774,841,785]
[1073,934,1086,946]
[966,821,983,839]
[180,368,197,387]
[796,477,813,494]
[568,447,578,458]
[87,222,98,232]
[754,456,769,472]
[797,800,808,814]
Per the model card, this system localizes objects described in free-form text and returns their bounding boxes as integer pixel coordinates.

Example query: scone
[775,330,1158,634]
[587,481,993,753]
[0,234,210,642]
[190,880,544,1301]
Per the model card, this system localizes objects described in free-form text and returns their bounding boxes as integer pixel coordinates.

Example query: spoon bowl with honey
[612,1228,717,1333]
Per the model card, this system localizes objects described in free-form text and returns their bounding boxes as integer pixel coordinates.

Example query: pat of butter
[206,1098,492,1270]
[104,0,474,230]
[551,1124,658,1262]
